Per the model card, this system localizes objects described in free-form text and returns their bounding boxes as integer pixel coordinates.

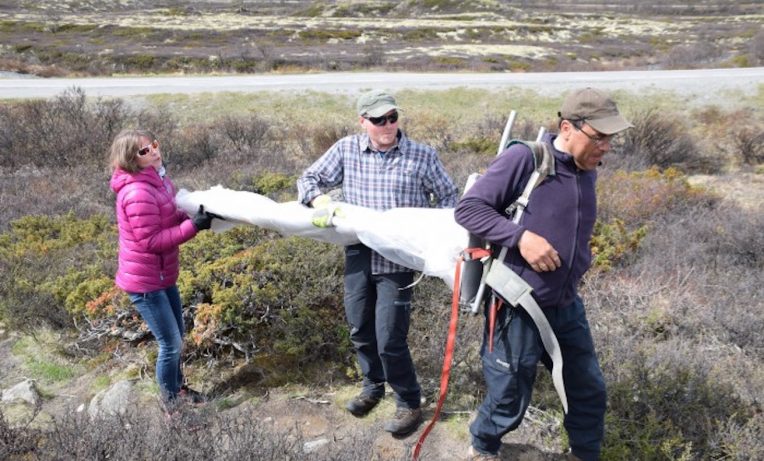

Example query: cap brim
[588,115,633,135]
[364,103,400,118]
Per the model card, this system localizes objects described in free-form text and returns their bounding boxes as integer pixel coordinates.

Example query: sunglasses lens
[367,112,398,126]
[137,140,159,156]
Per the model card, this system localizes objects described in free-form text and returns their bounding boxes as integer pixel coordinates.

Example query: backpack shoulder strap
[504,140,555,223]
[505,139,556,177]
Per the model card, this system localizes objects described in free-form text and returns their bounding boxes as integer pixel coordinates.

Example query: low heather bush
[28,403,393,460]
[628,202,764,355]
[733,125,764,166]
[597,167,719,226]
[583,189,763,459]
[0,406,40,460]
[615,109,720,173]
[603,340,751,460]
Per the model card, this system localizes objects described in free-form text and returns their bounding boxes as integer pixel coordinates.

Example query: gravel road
[1,68,763,100]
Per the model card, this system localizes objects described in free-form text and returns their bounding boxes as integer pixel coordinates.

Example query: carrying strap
[503,140,556,222]
[484,261,568,414]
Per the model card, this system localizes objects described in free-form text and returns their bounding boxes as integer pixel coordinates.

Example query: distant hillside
[0,0,761,77]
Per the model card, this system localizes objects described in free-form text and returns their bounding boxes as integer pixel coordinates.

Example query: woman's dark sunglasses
[138,139,159,156]
[365,111,399,126]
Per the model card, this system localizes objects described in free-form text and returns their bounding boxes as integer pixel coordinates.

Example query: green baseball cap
[559,87,633,135]
[357,89,400,117]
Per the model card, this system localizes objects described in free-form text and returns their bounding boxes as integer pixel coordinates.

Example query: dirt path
[0,329,566,460]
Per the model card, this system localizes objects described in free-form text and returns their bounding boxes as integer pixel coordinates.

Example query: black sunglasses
[365,111,399,126]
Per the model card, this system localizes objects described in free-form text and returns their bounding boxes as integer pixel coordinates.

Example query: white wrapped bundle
[175,186,468,289]
[176,186,360,246]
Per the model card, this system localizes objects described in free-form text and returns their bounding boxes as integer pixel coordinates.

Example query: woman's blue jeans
[128,285,184,402]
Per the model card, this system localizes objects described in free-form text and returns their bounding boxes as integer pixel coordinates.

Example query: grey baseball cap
[357,89,400,117]
[559,87,633,135]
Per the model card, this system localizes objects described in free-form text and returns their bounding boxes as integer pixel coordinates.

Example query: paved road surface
[1,68,763,99]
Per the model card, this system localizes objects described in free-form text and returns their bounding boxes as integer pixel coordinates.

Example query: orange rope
[413,247,490,460]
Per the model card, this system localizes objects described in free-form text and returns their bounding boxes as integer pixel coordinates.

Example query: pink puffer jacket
[111,167,197,293]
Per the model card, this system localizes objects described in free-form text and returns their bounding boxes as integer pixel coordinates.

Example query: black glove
[207,211,225,221]
[192,205,214,231]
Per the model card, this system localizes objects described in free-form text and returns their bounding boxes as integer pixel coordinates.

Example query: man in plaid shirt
[297,89,458,437]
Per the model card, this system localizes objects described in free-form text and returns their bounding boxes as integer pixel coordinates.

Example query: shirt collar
[361,130,406,154]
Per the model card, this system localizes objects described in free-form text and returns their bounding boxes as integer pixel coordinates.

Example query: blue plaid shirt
[297,130,458,274]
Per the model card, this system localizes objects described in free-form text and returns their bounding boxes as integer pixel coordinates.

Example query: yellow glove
[311,195,345,228]
[312,194,332,209]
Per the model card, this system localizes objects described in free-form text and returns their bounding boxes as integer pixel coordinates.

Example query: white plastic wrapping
[176,186,360,246]
[176,186,468,289]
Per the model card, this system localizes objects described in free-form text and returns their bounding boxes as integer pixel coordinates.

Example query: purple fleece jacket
[454,133,597,309]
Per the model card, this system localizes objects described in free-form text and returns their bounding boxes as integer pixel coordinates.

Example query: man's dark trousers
[470,296,606,461]
[344,243,421,409]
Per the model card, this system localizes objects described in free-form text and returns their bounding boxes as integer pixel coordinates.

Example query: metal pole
[496,110,517,157]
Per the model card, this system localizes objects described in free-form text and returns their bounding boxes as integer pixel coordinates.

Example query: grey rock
[88,379,136,419]
[1,379,40,406]
[303,438,330,453]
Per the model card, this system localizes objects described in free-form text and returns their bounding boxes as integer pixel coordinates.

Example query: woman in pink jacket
[109,128,216,410]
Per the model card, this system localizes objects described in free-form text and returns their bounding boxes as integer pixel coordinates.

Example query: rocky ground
[0,326,571,460]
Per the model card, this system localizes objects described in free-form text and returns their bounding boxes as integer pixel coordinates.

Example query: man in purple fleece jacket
[455,88,632,461]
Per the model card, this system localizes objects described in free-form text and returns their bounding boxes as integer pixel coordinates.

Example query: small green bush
[450,137,496,156]
[590,218,647,272]
[179,234,350,375]
[0,213,117,331]
[604,344,753,460]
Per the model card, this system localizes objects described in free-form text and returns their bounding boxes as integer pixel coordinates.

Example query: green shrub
[252,172,296,196]
[450,137,496,156]
[178,230,351,377]
[0,213,117,331]
[590,218,647,272]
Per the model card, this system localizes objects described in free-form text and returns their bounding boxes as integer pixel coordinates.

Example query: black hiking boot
[383,407,423,436]
[346,393,382,417]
